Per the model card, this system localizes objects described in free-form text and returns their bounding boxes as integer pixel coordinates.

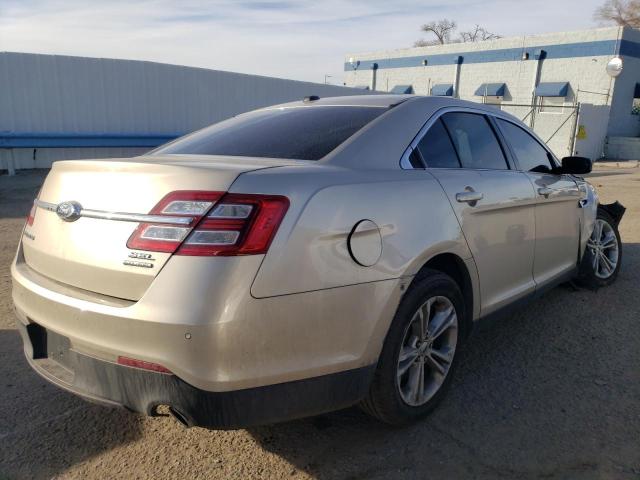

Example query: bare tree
[414,19,457,47]
[414,19,500,47]
[594,0,640,27]
[414,38,445,47]
[459,24,501,43]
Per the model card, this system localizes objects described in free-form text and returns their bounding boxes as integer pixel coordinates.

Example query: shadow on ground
[0,329,143,479]
[247,244,640,479]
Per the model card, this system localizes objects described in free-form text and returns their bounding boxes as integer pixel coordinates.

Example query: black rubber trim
[599,201,626,227]
[18,323,375,429]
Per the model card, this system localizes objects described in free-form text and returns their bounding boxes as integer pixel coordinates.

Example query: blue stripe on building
[345,39,639,71]
[0,133,181,148]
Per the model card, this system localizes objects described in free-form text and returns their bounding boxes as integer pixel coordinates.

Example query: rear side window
[441,113,508,170]
[496,119,555,173]
[151,106,386,161]
[415,119,461,168]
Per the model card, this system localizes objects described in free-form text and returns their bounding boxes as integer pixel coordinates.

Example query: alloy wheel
[396,296,458,407]
[586,219,619,279]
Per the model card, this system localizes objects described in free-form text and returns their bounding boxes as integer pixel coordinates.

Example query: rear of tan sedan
[13,96,460,428]
[13,162,364,427]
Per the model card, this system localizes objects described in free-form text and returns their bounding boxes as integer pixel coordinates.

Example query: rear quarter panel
[230,166,473,298]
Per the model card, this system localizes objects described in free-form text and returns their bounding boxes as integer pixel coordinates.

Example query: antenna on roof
[303,95,320,102]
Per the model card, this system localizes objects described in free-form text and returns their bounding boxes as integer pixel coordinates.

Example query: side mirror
[561,156,592,175]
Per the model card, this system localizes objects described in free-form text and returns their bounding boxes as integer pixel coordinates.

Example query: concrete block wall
[345,27,637,160]
[605,136,640,159]
[607,27,640,138]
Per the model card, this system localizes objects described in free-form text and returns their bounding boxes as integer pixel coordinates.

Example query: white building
[0,52,370,172]
[344,26,640,161]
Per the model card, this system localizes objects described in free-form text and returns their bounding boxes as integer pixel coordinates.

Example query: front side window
[497,119,555,173]
[151,106,387,161]
[440,112,509,170]
[415,119,461,168]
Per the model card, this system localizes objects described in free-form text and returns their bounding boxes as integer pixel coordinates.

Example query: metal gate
[496,102,580,158]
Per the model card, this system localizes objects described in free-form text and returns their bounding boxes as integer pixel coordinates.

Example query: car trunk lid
[21,155,295,301]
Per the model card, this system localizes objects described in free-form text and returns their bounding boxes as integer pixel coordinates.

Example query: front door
[495,119,581,286]
[526,172,581,284]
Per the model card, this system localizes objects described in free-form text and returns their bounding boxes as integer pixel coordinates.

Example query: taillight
[26,202,37,227]
[26,191,40,227]
[127,191,223,253]
[127,191,289,256]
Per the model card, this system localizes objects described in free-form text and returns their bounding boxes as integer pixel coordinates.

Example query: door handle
[538,187,553,197]
[455,191,483,204]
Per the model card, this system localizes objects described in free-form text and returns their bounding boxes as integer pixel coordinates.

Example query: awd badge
[123,252,155,268]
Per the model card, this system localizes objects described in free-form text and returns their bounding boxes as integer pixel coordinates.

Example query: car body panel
[241,167,472,298]
[323,97,476,170]
[524,172,582,285]
[429,169,537,315]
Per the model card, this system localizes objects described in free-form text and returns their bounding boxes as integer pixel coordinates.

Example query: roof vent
[303,95,320,102]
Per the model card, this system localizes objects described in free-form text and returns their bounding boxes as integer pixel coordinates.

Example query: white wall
[607,28,640,138]
[345,27,635,160]
[0,52,371,170]
[606,136,640,159]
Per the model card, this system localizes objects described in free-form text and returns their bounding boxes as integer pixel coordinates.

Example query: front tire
[360,270,465,425]
[577,209,622,289]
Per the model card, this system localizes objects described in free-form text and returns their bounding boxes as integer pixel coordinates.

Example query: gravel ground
[0,168,638,480]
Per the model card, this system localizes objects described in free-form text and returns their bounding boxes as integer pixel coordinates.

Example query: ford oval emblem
[56,201,83,222]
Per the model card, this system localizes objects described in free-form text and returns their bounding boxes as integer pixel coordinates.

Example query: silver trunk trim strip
[34,200,194,225]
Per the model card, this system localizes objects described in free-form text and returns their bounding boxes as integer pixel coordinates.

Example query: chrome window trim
[400,106,560,172]
[400,106,539,171]
[34,200,194,225]
[399,146,415,169]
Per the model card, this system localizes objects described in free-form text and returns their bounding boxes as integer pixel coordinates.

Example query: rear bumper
[12,253,402,392]
[17,321,375,429]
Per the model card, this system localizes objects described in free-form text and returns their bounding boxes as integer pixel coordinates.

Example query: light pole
[324,74,332,84]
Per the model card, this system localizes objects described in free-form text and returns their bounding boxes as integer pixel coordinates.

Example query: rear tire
[576,209,622,289]
[360,270,465,425]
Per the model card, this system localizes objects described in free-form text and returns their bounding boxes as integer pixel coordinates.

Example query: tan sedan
[12,95,624,428]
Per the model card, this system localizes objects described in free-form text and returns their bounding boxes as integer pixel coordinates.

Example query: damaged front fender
[599,201,626,227]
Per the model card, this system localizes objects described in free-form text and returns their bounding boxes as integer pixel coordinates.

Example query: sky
[0,0,610,85]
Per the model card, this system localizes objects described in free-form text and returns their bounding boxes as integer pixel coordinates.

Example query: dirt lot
[0,168,638,479]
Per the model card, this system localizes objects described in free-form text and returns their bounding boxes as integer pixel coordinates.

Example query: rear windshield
[150,106,387,161]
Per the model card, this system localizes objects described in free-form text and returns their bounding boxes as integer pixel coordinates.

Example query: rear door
[495,119,581,286]
[413,111,537,315]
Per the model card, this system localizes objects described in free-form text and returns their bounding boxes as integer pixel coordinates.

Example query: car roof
[265,94,414,109]
[264,94,522,119]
